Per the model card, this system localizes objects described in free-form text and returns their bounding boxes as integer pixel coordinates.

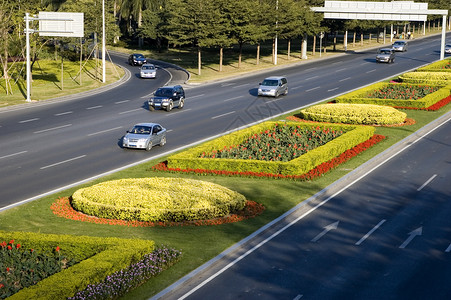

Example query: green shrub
[71,178,247,222]
[399,71,451,85]
[0,231,154,300]
[298,103,407,125]
[416,58,451,72]
[167,121,375,177]
[335,82,450,109]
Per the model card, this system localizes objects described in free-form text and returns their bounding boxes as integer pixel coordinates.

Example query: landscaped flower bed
[201,124,344,162]
[416,58,451,72]
[167,121,375,177]
[335,82,451,109]
[296,103,407,125]
[71,178,247,222]
[0,231,157,299]
[51,197,265,226]
[1,240,75,299]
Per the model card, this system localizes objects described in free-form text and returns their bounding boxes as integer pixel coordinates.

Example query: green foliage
[168,121,374,176]
[335,82,451,109]
[0,231,154,300]
[299,103,407,125]
[416,58,451,72]
[399,71,451,85]
[71,178,247,222]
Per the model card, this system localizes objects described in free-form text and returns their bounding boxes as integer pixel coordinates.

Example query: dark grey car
[122,123,166,151]
[148,85,185,112]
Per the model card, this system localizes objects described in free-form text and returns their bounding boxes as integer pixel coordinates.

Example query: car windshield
[129,126,151,134]
[380,50,391,54]
[135,54,144,59]
[393,42,404,46]
[154,88,173,97]
[142,65,154,70]
[261,79,278,86]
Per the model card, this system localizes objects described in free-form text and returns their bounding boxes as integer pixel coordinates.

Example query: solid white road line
[119,108,142,114]
[355,219,386,246]
[0,151,27,160]
[34,124,72,134]
[86,105,103,110]
[19,118,39,123]
[87,126,123,136]
[417,174,437,191]
[54,111,73,116]
[40,155,86,170]
[211,111,235,119]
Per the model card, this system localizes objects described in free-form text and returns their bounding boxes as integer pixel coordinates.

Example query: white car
[140,64,156,79]
[445,44,451,54]
[122,123,166,151]
[258,76,288,98]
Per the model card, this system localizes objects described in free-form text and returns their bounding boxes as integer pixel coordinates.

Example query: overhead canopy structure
[312,1,449,59]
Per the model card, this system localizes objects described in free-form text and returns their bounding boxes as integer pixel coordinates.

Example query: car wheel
[166,102,173,112]
[149,105,155,111]
[391,58,395,63]
[284,89,288,96]
[275,91,279,98]
[160,136,166,146]
[145,141,153,151]
[178,99,184,109]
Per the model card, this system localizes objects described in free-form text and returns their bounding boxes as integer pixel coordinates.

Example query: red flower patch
[153,135,386,181]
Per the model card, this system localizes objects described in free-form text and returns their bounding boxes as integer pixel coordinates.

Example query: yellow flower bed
[71,178,246,222]
[298,103,407,125]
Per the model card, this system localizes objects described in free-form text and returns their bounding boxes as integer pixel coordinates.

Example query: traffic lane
[176,118,451,300]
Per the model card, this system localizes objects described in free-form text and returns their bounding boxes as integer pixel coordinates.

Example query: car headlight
[149,99,154,104]
[162,98,170,103]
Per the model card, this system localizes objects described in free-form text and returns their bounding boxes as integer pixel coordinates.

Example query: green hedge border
[416,58,451,72]
[167,121,375,176]
[334,82,451,109]
[1,231,154,300]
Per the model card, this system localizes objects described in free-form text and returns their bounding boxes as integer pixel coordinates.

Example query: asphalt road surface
[155,108,451,300]
[0,33,449,212]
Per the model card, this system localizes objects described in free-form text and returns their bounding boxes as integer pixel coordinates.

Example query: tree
[164,0,223,75]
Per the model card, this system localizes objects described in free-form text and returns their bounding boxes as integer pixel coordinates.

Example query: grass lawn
[1,102,450,299]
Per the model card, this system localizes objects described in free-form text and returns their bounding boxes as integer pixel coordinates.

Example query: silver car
[140,64,156,79]
[122,123,166,151]
[258,76,288,97]
[376,48,395,63]
[392,40,408,52]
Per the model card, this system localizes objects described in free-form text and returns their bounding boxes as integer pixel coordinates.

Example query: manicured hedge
[167,121,375,177]
[71,178,246,222]
[416,58,451,72]
[399,71,451,85]
[298,103,407,125]
[334,82,451,109]
[1,231,154,300]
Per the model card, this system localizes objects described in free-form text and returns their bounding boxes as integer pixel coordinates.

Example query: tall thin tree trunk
[256,43,260,65]
[313,35,316,56]
[287,39,291,60]
[239,43,243,69]
[219,47,223,72]
[198,47,201,75]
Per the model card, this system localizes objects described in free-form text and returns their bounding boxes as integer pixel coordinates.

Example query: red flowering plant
[366,84,439,100]
[200,124,343,162]
[153,134,386,181]
[0,240,74,298]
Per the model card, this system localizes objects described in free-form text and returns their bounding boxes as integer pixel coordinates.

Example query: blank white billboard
[320,1,428,21]
[39,12,84,37]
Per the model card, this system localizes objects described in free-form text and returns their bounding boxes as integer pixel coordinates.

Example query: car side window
[281,78,287,85]
[153,125,161,133]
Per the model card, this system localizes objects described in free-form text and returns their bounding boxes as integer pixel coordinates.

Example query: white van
[258,76,288,97]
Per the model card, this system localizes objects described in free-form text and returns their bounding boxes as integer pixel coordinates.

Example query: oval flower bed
[71,178,248,222]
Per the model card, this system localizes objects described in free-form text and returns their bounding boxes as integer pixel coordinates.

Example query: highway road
[0,33,449,211]
[158,111,451,300]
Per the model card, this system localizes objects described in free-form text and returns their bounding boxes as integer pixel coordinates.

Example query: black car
[128,53,147,66]
[148,85,185,112]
